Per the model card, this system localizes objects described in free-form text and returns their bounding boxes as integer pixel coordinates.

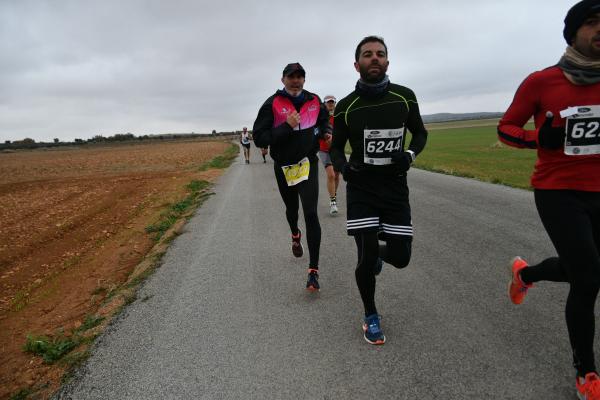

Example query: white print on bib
[564,105,600,156]
[363,128,404,165]
[281,157,310,186]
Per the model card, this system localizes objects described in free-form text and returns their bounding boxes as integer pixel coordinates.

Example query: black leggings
[354,231,412,316]
[274,159,321,268]
[520,189,600,376]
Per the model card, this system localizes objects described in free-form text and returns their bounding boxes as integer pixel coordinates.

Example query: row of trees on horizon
[1,130,240,151]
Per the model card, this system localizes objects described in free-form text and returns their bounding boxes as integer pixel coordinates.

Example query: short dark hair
[355,36,388,62]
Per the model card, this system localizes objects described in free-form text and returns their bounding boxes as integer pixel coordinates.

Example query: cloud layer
[0,0,570,142]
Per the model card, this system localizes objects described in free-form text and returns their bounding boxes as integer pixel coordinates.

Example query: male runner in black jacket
[253,63,330,291]
[330,36,428,344]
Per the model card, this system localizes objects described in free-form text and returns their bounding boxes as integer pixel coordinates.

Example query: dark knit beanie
[563,0,600,44]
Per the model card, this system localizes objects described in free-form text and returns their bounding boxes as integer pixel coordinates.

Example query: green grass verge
[23,333,80,364]
[198,143,238,171]
[411,123,536,190]
[9,388,32,400]
[146,143,238,240]
[22,312,104,365]
[73,314,105,334]
[145,179,212,241]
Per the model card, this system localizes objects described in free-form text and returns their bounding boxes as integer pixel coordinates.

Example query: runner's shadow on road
[302,291,321,302]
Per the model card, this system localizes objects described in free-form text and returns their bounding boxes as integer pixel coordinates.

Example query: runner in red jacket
[318,95,341,215]
[498,1,600,397]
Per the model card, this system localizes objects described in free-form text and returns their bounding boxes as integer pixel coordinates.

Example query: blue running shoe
[362,314,385,345]
[306,268,320,291]
[374,257,383,276]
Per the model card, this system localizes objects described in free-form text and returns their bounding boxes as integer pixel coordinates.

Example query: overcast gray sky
[1,0,572,142]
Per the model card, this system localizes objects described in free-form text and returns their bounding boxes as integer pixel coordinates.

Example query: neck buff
[355,75,390,98]
[281,88,306,107]
[557,46,600,85]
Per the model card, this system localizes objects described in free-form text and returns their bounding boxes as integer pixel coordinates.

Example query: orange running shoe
[508,256,532,304]
[576,372,600,399]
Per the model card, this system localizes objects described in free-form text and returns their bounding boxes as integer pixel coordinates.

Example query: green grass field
[345,119,538,190]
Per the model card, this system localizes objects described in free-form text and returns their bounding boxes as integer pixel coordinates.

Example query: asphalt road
[58,148,591,399]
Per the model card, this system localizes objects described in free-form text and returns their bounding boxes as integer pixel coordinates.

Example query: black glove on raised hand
[538,111,565,149]
[390,151,414,172]
[341,162,359,182]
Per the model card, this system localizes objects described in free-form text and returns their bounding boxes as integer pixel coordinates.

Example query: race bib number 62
[564,105,600,156]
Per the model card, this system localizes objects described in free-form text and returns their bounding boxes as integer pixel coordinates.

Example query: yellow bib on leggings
[281,157,310,186]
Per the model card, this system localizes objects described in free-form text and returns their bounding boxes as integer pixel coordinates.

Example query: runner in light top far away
[318,95,341,215]
[497,1,600,397]
[330,36,428,345]
[252,62,331,291]
[240,127,252,164]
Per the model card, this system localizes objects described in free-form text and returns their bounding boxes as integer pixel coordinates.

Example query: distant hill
[422,112,503,123]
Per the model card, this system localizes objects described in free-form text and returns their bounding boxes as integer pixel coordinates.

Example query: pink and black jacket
[253,89,330,165]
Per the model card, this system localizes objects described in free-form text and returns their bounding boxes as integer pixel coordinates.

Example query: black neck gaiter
[355,75,390,99]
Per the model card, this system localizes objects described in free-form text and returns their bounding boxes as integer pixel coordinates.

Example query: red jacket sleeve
[497,74,540,149]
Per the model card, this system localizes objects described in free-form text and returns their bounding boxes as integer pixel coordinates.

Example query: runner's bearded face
[572,12,600,59]
[354,41,389,83]
[281,72,305,96]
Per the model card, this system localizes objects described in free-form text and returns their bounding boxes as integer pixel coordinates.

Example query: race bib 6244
[363,128,404,165]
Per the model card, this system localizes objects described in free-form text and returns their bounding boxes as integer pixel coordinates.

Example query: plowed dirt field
[0,139,233,399]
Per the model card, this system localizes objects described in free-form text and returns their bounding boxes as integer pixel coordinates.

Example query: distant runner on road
[330,36,428,345]
[253,62,331,291]
[318,95,341,215]
[498,1,600,398]
[240,127,252,164]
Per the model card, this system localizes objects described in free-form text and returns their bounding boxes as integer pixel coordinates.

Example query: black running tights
[274,160,321,268]
[520,189,600,376]
[354,231,412,316]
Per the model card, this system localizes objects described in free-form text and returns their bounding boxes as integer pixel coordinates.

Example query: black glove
[341,162,359,182]
[538,111,565,149]
[390,151,414,172]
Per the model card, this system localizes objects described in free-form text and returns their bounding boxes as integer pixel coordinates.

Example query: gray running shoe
[329,201,338,215]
